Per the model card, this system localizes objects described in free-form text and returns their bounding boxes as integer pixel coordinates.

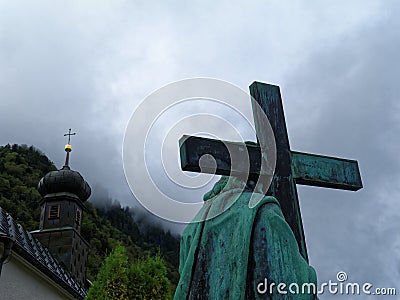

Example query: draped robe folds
[174,176,317,299]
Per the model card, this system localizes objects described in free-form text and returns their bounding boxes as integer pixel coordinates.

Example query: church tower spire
[63,128,75,168]
[31,129,90,286]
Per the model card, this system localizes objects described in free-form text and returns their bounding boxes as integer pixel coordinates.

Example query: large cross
[179,81,362,261]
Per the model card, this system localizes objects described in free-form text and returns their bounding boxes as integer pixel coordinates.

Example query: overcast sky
[1,1,399,298]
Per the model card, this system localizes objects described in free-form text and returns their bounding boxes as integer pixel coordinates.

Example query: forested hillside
[0,144,180,285]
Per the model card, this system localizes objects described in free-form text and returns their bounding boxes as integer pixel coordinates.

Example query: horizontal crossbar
[180,135,362,191]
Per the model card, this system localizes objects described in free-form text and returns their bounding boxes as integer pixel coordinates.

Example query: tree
[128,254,172,299]
[86,245,129,300]
[86,245,172,300]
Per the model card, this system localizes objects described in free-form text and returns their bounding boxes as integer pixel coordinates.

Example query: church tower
[31,129,90,286]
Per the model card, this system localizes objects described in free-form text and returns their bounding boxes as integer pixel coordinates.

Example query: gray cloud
[0,1,399,298]
[283,4,400,298]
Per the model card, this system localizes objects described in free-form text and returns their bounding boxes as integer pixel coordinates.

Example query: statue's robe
[174,176,317,300]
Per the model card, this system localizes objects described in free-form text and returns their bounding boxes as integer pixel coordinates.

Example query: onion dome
[37,166,91,202]
[37,128,91,202]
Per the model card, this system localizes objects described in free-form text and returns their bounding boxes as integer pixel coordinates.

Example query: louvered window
[48,205,60,219]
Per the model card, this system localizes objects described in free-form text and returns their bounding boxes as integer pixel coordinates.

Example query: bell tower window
[48,204,60,220]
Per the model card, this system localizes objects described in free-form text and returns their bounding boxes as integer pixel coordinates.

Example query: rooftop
[0,206,87,299]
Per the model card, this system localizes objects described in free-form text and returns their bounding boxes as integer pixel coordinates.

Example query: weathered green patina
[179,82,362,261]
[174,176,317,299]
[291,151,362,191]
[176,82,362,299]
[180,138,362,192]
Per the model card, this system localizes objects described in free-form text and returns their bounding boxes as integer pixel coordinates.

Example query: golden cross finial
[63,128,76,167]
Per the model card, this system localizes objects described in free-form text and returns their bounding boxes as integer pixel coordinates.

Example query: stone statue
[174,176,318,299]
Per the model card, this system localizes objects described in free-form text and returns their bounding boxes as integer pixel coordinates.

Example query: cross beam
[179,82,362,261]
[180,136,362,191]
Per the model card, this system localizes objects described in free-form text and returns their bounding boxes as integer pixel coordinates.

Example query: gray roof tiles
[0,206,87,299]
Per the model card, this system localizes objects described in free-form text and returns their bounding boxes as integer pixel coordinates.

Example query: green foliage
[86,246,172,300]
[81,201,142,281]
[97,205,180,286]
[0,144,56,231]
[86,245,129,300]
[128,254,172,299]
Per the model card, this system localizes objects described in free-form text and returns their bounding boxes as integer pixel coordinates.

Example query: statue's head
[203,141,270,201]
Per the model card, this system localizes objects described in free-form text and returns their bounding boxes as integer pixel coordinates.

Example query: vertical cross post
[64,128,76,144]
[250,82,308,260]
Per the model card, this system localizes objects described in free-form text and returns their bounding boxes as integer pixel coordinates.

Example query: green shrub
[86,246,172,300]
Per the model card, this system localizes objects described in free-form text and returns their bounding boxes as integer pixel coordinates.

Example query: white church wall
[0,252,74,300]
